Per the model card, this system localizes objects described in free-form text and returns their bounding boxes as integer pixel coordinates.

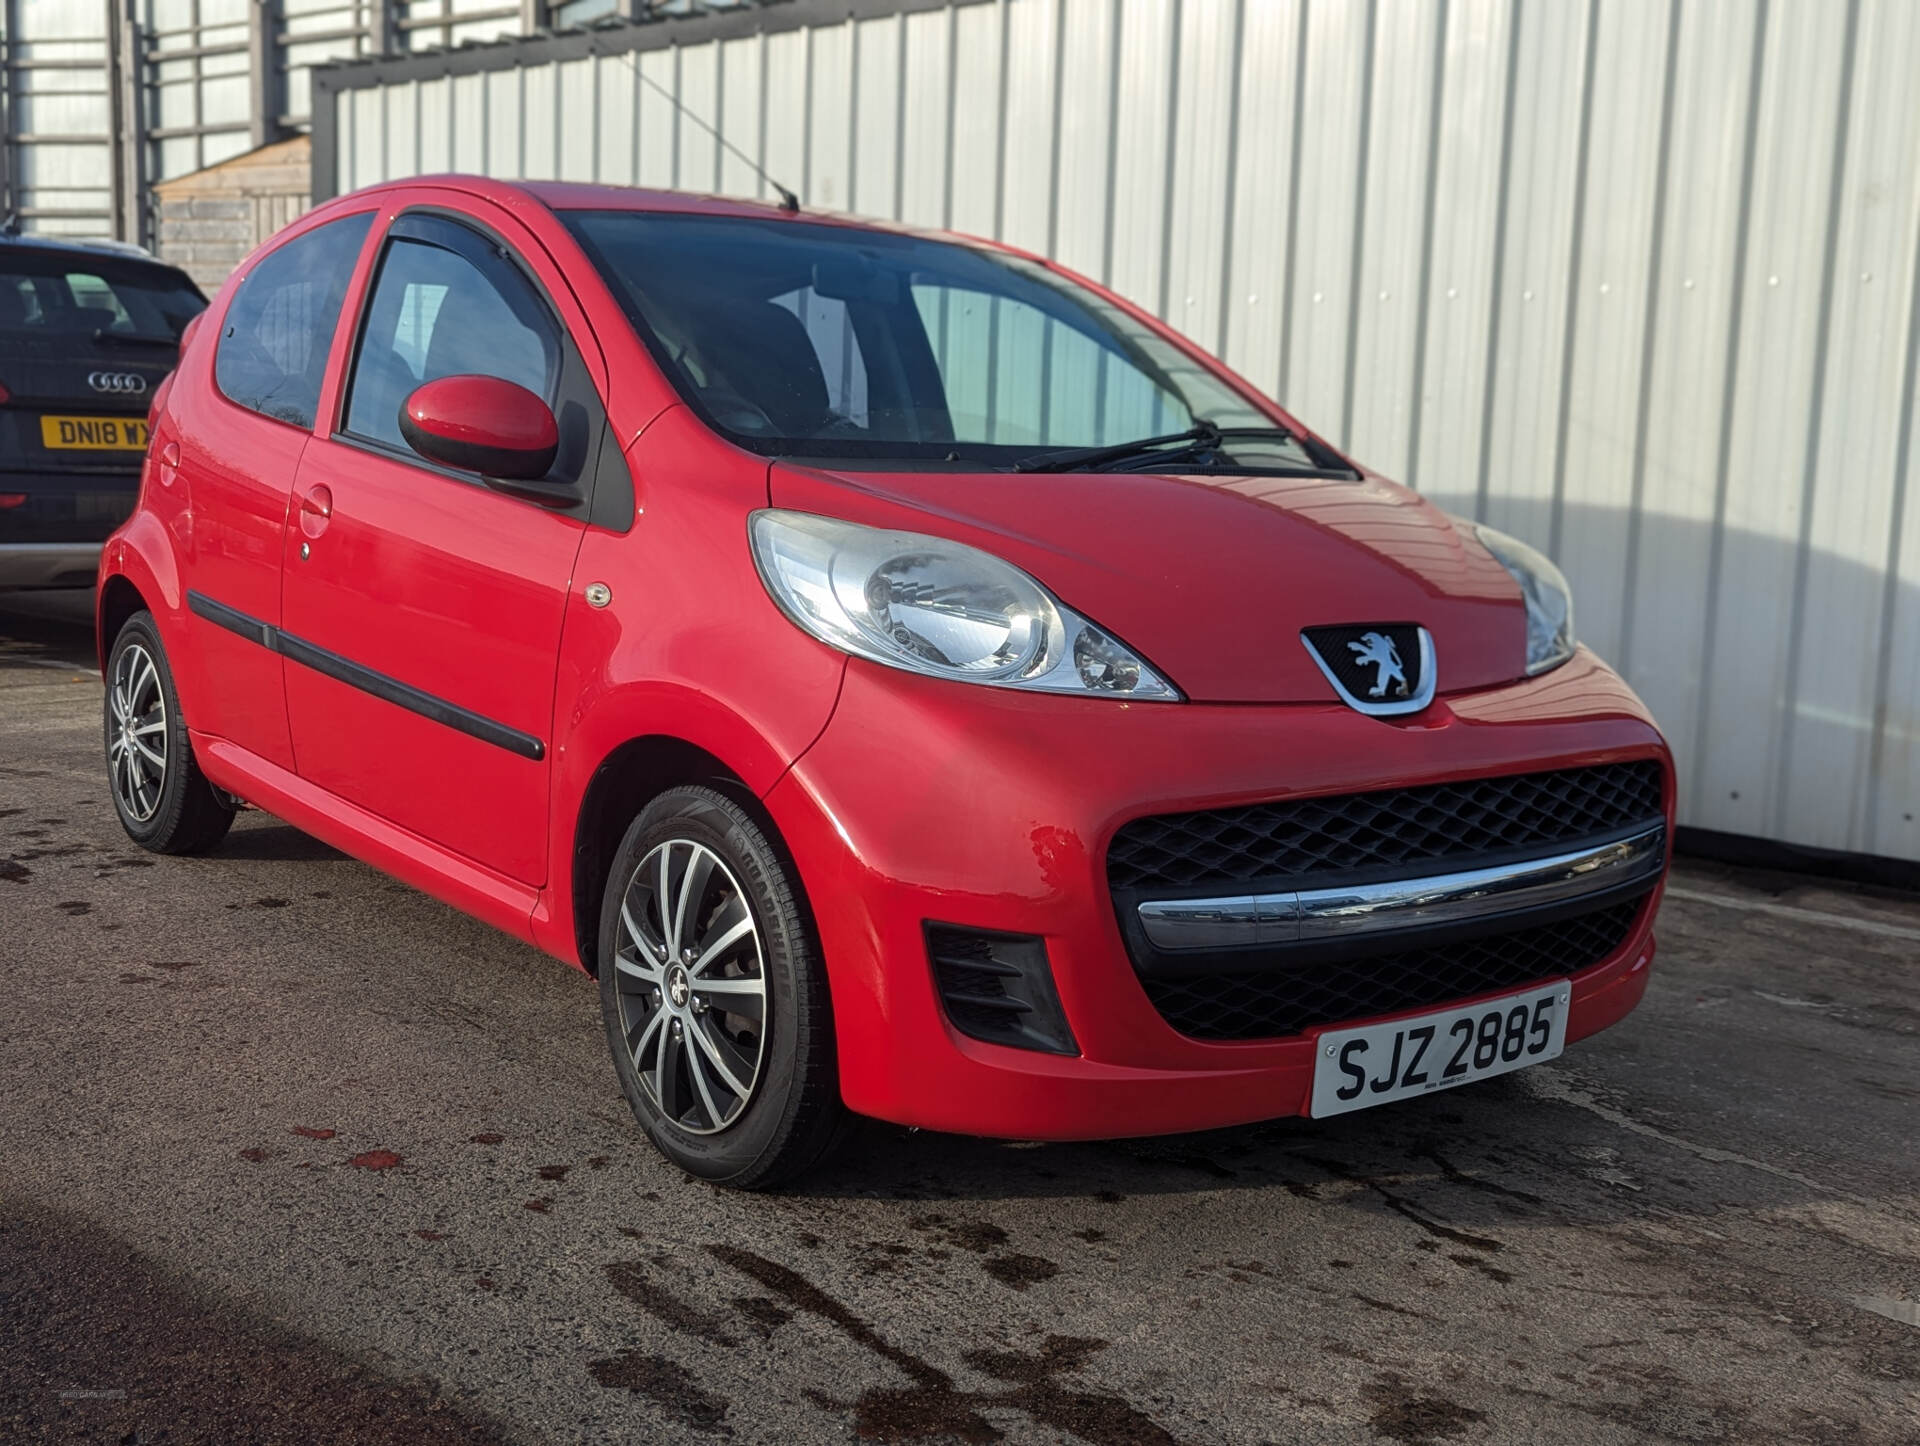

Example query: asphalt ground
[3,593,1917,1446]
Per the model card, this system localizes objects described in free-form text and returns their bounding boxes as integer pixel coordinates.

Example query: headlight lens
[1475,524,1576,675]
[750,510,1180,700]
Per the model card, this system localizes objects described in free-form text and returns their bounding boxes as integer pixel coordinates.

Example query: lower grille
[927,924,1078,1056]
[1140,899,1643,1042]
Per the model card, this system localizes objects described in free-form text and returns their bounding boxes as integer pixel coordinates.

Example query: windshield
[0,252,204,346]
[563,211,1318,471]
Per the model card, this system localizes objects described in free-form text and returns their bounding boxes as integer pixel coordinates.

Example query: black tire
[597,785,846,1189]
[104,610,235,855]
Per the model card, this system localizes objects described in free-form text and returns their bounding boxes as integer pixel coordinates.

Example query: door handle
[298,483,333,542]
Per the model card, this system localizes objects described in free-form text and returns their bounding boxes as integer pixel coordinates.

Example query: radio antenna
[616,52,800,213]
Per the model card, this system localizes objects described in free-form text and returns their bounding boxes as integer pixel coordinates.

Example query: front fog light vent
[926,924,1078,1057]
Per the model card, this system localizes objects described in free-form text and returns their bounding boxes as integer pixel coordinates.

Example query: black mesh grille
[1108,761,1664,892]
[1142,900,1643,1041]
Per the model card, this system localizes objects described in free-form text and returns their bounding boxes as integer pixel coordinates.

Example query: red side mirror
[398,375,558,481]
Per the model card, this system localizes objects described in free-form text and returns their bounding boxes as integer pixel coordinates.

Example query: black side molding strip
[186,589,545,762]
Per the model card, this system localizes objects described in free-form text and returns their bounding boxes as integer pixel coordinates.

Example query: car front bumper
[764,646,1672,1140]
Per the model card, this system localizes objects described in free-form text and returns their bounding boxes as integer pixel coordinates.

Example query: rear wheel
[104,611,235,854]
[597,785,845,1189]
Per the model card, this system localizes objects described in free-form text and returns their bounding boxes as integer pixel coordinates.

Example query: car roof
[329,174,974,247]
[0,231,167,263]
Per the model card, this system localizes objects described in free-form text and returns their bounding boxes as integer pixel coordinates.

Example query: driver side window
[344,234,558,451]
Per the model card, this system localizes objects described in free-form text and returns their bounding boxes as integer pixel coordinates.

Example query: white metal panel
[1218,0,1301,391]
[1777,0,1920,851]
[521,62,557,179]
[806,22,853,211]
[1050,0,1116,282]
[996,0,1057,254]
[1617,0,1759,809]
[597,54,637,186]
[417,76,450,173]
[557,57,597,182]
[759,31,807,207]
[316,0,1920,864]
[1406,0,1512,513]
[1344,0,1443,483]
[1105,0,1172,313]
[676,43,719,192]
[1479,0,1589,544]
[947,2,1002,238]
[451,72,485,173]
[1550,0,1670,670]
[1162,0,1238,357]
[1693,0,1851,839]
[717,37,763,201]
[898,10,951,225]
[1280,0,1369,431]
[484,67,519,181]
[850,17,902,218]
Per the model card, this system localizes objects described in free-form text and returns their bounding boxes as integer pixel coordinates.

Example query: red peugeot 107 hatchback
[98,177,1672,1187]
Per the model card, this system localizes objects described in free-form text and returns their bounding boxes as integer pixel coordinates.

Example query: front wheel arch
[571,735,788,977]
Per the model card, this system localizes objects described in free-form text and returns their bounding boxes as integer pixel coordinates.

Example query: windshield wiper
[91,329,177,350]
[1011,421,1302,473]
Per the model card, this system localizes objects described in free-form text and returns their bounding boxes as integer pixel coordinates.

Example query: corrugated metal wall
[319,0,1920,864]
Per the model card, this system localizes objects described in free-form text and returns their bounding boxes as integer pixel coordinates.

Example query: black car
[0,234,205,590]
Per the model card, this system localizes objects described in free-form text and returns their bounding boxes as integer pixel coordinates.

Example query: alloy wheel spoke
[672,848,716,961]
[620,900,663,962]
[655,841,677,953]
[655,1027,686,1122]
[627,1008,665,1072]
[135,657,159,711]
[692,974,764,1023]
[131,718,167,738]
[130,736,166,770]
[613,948,663,985]
[688,1014,754,1098]
[690,906,753,977]
[682,1030,727,1130]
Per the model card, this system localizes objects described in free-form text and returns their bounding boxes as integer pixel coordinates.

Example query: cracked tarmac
[3,598,1917,1444]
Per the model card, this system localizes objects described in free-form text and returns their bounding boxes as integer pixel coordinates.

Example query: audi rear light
[0,493,27,509]
[0,381,10,404]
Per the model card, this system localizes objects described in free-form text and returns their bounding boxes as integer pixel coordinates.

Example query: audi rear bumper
[0,541,101,590]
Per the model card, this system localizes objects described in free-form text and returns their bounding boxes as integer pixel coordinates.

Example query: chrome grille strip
[1136,824,1666,952]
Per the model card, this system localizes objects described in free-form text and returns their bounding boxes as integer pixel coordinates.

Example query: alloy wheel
[612,838,768,1135]
[108,641,168,823]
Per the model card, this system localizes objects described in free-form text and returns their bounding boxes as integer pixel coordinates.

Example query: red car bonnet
[767,462,1529,705]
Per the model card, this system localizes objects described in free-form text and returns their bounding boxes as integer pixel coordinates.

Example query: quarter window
[214,211,373,429]
[344,234,558,452]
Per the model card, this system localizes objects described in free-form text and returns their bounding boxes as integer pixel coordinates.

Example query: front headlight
[750,509,1180,700]
[1475,524,1576,675]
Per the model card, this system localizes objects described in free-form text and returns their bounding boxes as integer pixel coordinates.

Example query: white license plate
[1309,980,1570,1118]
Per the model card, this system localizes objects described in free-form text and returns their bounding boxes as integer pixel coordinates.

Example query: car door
[174,211,373,769]
[278,207,600,886]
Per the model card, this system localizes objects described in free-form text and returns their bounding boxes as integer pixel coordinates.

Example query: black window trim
[330,204,634,531]
[336,210,565,448]
[209,206,378,435]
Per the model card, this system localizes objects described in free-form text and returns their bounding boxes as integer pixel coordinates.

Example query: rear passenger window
[214,212,372,430]
[343,235,558,452]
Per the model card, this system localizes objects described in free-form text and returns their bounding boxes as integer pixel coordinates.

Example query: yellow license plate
[41,415,150,451]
